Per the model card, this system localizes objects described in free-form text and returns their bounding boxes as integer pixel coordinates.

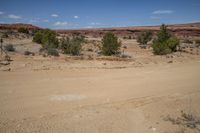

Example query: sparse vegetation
[60,36,83,56]
[18,27,29,34]
[101,32,121,56]
[87,48,93,52]
[152,24,179,55]
[164,111,200,131]
[183,39,193,44]
[137,30,153,48]
[33,29,59,48]
[195,39,200,47]
[4,44,15,52]
[1,33,9,38]
[33,30,43,44]
[47,48,59,56]
[24,51,35,56]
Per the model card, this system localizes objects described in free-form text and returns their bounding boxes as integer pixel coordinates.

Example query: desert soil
[0,38,200,133]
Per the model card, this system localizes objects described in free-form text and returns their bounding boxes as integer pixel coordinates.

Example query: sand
[0,37,200,133]
[0,57,200,133]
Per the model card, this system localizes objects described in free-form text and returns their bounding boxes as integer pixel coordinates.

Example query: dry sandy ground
[0,37,200,133]
[0,57,200,133]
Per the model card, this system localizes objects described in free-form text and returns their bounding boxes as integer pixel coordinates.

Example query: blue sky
[0,0,200,29]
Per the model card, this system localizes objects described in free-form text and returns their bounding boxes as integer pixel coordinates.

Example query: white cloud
[74,16,79,19]
[51,14,58,17]
[43,19,49,22]
[90,22,101,25]
[29,19,38,23]
[152,10,174,14]
[150,16,161,20]
[8,14,22,19]
[84,26,93,28]
[0,11,4,15]
[54,21,68,26]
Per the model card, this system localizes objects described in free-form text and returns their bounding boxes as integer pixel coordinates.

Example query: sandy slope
[0,59,200,133]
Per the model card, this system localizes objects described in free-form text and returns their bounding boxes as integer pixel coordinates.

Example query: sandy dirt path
[0,60,200,133]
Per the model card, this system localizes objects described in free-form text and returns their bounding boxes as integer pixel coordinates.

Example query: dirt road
[0,60,200,133]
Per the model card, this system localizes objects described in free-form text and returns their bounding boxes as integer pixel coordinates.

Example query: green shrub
[1,33,9,38]
[4,44,15,52]
[167,37,179,52]
[33,31,43,44]
[152,24,179,55]
[18,27,29,34]
[33,29,59,48]
[61,36,82,55]
[137,30,152,46]
[47,48,59,56]
[157,24,171,43]
[152,41,171,55]
[101,32,121,56]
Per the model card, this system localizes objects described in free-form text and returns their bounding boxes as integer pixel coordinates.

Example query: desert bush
[18,27,29,34]
[87,48,93,52]
[31,29,40,36]
[73,35,85,43]
[195,39,200,44]
[33,29,59,48]
[137,30,152,47]
[24,51,35,56]
[47,48,59,56]
[164,111,200,130]
[183,39,193,44]
[152,24,179,55]
[167,37,180,52]
[60,36,82,55]
[33,31,43,44]
[121,54,131,58]
[152,41,172,55]
[128,36,132,39]
[195,39,200,47]
[101,32,121,56]
[4,44,15,52]
[1,33,9,38]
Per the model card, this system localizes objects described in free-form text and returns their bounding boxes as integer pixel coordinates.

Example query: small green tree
[137,31,152,46]
[157,24,171,43]
[101,32,121,56]
[152,24,179,55]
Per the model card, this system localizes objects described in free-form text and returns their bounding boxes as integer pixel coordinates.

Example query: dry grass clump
[4,44,15,52]
[164,111,200,131]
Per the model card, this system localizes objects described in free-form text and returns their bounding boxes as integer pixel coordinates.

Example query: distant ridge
[56,22,200,38]
[0,23,41,30]
[0,22,200,37]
